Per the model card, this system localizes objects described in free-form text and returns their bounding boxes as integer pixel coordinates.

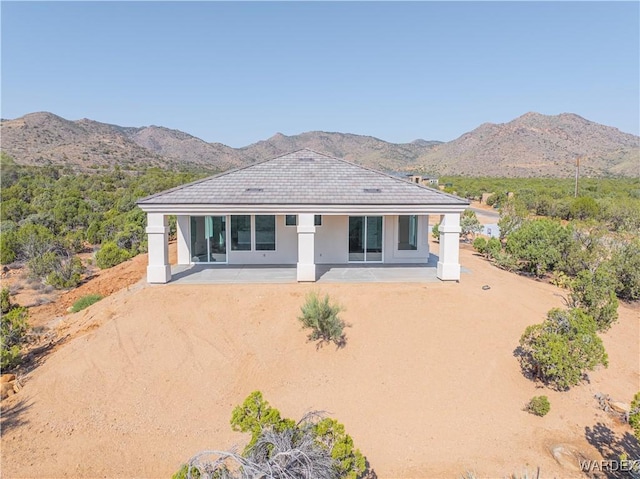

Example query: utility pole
[574,157,580,198]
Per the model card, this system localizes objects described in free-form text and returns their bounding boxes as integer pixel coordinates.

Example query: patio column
[176,215,190,265]
[437,213,461,281]
[146,213,171,283]
[297,214,316,282]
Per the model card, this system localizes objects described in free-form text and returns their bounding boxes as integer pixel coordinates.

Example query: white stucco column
[437,213,461,281]
[146,213,171,283]
[297,214,316,282]
[176,215,190,265]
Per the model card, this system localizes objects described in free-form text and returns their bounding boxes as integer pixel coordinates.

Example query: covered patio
[137,149,470,284]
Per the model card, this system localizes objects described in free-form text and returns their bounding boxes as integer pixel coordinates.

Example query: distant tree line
[0,152,210,287]
[441,175,640,232]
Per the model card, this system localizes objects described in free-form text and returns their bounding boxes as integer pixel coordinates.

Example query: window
[285,215,297,226]
[284,215,322,226]
[398,215,418,250]
[255,215,276,251]
[231,215,251,251]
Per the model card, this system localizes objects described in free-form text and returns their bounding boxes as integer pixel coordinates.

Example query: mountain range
[1,111,638,177]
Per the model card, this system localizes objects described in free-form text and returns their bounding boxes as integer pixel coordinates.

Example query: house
[406,174,439,187]
[137,149,469,283]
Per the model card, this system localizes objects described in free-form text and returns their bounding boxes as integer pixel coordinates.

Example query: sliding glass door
[349,216,383,262]
[190,216,227,263]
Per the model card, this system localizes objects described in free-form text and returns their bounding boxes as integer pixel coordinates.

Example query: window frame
[397,215,418,251]
[284,215,322,227]
[255,215,276,251]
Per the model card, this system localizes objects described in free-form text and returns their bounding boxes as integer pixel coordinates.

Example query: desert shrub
[15,223,55,261]
[70,294,103,313]
[431,222,440,241]
[474,237,503,260]
[526,396,550,416]
[1,287,11,314]
[27,251,60,280]
[171,465,200,479]
[473,237,487,254]
[518,308,608,390]
[630,392,640,441]
[549,271,571,289]
[492,249,518,271]
[0,289,29,369]
[0,232,17,264]
[230,391,296,453]
[460,210,483,241]
[95,241,130,269]
[569,196,600,220]
[485,237,502,258]
[298,292,346,348]
[47,256,85,289]
[559,223,608,277]
[609,238,640,301]
[181,391,367,479]
[505,219,570,277]
[498,198,528,240]
[568,267,618,331]
[314,417,366,479]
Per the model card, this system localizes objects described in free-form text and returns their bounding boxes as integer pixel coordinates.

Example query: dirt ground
[1,229,638,478]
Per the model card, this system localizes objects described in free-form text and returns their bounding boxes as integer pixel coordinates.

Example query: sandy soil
[1,239,638,478]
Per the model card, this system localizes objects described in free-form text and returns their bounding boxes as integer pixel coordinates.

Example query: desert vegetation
[526,396,550,417]
[0,153,207,280]
[0,287,29,369]
[298,292,347,348]
[174,391,368,479]
[70,294,104,313]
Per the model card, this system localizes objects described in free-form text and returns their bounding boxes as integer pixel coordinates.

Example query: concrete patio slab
[169,255,470,284]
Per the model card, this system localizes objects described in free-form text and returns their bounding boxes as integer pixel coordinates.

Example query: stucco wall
[228,215,298,265]
[383,214,430,264]
[188,214,430,265]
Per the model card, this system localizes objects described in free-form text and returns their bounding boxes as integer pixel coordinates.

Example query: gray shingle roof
[138,149,468,206]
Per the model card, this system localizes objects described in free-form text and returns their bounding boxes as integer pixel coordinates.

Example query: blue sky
[2,1,639,147]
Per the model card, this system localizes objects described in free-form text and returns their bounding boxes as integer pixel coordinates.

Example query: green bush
[314,417,366,479]
[70,294,103,313]
[486,237,502,258]
[473,237,487,254]
[0,232,17,264]
[569,196,600,220]
[298,292,346,348]
[518,308,608,390]
[171,465,200,479]
[95,241,131,269]
[461,210,483,241]
[221,391,365,479]
[1,287,11,314]
[0,288,29,369]
[526,396,550,416]
[431,222,440,241]
[568,267,618,331]
[498,198,528,240]
[47,256,85,289]
[630,391,640,441]
[609,238,640,301]
[505,219,570,277]
[27,251,60,279]
[230,391,295,453]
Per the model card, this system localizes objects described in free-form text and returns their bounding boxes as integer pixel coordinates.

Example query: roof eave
[137,202,470,215]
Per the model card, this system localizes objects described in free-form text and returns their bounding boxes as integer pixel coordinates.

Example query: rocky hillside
[0,113,166,169]
[416,112,639,177]
[239,131,441,171]
[1,111,638,177]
